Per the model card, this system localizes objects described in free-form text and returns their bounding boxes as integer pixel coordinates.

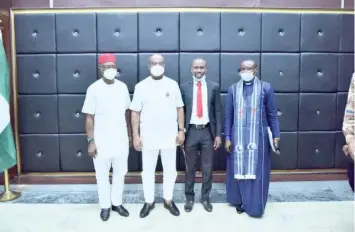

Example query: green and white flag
[0,30,17,172]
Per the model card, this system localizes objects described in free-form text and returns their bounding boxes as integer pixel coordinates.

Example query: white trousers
[141,148,177,203]
[93,153,128,209]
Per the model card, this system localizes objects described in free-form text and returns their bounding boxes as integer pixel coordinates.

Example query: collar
[243,77,255,85]
[193,75,206,84]
[149,75,165,81]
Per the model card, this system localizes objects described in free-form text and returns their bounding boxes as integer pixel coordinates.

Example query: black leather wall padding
[156,156,163,171]
[300,14,340,52]
[15,12,353,172]
[17,54,57,94]
[221,13,261,52]
[338,54,354,91]
[58,95,85,134]
[59,134,94,172]
[15,14,56,54]
[336,92,348,130]
[271,132,297,169]
[214,143,227,171]
[138,53,179,83]
[220,53,261,92]
[21,134,60,172]
[19,95,59,134]
[179,13,220,51]
[300,53,338,93]
[299,93,336,131]
[139,12,179,52]
[261,53,300,93]
[57,54,98,94]
[298,132,336,169]
[180,53,220,84]
[103,53,138,92]
[335,132,348,168]
[261,13,300,52]
[129,149,141,172]
[56,13,97,53]
[340,14,354,52]
[275,94,299,131]
[97,13,138,53]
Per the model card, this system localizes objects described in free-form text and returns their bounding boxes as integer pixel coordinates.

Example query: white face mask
[240,72,254,82]
[150,65,165,77]
[103,68,117,80]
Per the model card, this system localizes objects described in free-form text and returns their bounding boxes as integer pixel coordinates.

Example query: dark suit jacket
[180,80,222,138]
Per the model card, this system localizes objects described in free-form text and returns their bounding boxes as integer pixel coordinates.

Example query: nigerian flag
[0,30,16,173]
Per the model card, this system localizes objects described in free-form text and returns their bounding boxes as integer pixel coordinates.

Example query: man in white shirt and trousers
[82,53,132,221]
[130,54,185,218]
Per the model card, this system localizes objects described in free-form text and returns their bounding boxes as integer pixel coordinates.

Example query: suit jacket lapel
[188,80,194,102]
[206,80,213,108]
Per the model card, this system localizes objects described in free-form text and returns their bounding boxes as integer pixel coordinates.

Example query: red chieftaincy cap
[98,53,116,64]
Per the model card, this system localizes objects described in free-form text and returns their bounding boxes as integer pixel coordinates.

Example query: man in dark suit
[180,58,222,212]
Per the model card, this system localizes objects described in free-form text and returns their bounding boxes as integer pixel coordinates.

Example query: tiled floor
[0,181,354,232]
[0,202,353,232]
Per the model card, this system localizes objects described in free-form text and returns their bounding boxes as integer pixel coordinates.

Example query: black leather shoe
[112,205,129,217]
[164,200,180,216]
[100,208,110,221]
[184,201,194,212]
[236,204,244,214]
[201,200,213,212]
[140,202,155,218]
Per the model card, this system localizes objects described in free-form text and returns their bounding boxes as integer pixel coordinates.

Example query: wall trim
[10,8,355,15]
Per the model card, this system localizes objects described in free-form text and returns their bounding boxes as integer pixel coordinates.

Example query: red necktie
[196,82,203,118]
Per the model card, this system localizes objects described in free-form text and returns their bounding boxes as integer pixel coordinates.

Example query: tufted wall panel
[14,11,354,173]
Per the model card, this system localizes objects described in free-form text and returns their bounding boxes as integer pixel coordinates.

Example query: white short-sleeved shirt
[82,79,131,158]
[130,76,184,150]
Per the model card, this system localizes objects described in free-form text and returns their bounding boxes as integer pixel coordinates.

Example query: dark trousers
[347,161,354,192]
[184,126,214,202]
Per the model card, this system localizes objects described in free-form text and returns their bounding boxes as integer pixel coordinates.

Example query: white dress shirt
[190,76,209,125]
[130,76,184,150]
[82,79,131,158]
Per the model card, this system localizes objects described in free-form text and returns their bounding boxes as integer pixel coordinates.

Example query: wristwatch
[87,137,94,144]
[178,128,186,133]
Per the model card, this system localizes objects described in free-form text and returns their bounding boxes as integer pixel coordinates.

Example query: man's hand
[133,135,143,151]
[343,144,349,155]
[214,136,222,150]
[176,131,185,146]
[225,140,232,153]
[345,143,355,160]
[128,136,133,147]
[88,142,97,158]
[273,138,281,155]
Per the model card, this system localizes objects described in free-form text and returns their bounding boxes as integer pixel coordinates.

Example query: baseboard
[1,169,347,185]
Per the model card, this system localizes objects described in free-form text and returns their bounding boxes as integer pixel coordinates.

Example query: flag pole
[0,170,21,202]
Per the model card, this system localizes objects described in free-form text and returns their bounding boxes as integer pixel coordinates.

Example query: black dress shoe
[112,205,129,217]
[140,202,155,218]
[201,200,213,212]
[184,201,194,212]
[164,200,180,216]
[236,204,244,214]
[100,208,110,221]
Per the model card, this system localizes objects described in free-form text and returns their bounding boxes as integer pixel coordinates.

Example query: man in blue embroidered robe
[224,60,280,218]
